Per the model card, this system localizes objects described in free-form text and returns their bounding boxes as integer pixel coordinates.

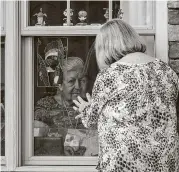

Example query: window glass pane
[34,36,99,156]
[33,35,154,157]
[116,1,153,28]
[29,1,67,26]
[70,1,108,26]
[1,37,5,156]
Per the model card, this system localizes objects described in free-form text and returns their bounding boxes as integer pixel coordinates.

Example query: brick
[169,42,179,58]
[169,59,179,73]
[168,9,179,24]
[168,1,179,9]
[168,25,179,41]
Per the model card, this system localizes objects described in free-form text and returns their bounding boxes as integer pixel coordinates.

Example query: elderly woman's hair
[95,19,146,65]
[62,56,84,71]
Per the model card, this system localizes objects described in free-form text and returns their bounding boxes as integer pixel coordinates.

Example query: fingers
[86,93,91,102]
[73,100,81,107]
[77,96,85,104]
[75,114,83,119]
[73,106,78,111]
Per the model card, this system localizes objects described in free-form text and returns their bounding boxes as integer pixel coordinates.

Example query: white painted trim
[21,37,98,166]
[0,156,6,165]
[0,165,7,171]
[21,0,155,36]
[21,27,155,36]
[109,0,112,20]
[155,0,168,63]
[15,166,97,172]
[5,1,21,171]
[22,37,34,162]
[25,156,98,165]
[0,1,6,36]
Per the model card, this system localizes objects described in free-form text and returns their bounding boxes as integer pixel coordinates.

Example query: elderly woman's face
[62,68,88,103]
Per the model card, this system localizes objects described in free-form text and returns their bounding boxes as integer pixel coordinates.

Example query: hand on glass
[73,93,91,119]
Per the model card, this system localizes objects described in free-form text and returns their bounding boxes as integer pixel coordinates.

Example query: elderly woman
[35,56,88,129]
[73,19,179,171]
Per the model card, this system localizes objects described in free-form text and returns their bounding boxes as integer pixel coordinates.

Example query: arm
[78,71,111,129]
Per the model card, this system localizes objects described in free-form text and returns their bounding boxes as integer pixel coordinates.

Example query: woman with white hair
[73,19,179,171]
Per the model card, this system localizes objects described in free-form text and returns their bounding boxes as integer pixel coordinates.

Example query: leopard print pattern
[81,59,179,172]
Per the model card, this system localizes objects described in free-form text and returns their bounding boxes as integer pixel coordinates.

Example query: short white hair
[62,57,84,72]
[95,19,146,65]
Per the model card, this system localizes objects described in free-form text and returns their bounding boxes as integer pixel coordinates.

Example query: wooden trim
[20,0,155,36]
[155,0,168,62]
[109,0,112,20]
[21,37,98,166]
[0,165,7,171]
[21,26,155,36]
[25,156,97,166]
[22,37,34,163]
[5,1,21,171]
[0,1,6,36]
[0,156,6,165]
[15,166,97,172]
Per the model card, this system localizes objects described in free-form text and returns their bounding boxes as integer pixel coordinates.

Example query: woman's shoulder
[36,96,57,107]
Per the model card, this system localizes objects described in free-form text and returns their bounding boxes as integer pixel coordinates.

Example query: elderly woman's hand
[73,93,91,119]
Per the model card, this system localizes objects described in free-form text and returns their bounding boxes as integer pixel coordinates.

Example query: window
[21,0,156,166]
[2,0,168,171]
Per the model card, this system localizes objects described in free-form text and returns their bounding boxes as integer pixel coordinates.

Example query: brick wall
[168,1,179,71]
[168,1,179,132]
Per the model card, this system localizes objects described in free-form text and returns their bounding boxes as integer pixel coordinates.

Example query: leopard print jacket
[81,58,179,172]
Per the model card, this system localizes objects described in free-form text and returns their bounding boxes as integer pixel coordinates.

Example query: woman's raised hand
[73,93,91,119]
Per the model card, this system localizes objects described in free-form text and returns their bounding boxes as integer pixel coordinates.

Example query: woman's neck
[119,52,155,64]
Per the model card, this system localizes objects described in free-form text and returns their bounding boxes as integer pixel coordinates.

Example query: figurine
[63,9,74,26]
[33,8,47,26]
[117,9,124,19]
[76,10,87,26]
[103,8,109,22]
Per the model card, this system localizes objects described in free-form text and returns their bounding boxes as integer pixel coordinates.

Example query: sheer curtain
[121,1,150,27]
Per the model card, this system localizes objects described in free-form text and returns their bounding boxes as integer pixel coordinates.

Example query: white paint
[5,1,21,171]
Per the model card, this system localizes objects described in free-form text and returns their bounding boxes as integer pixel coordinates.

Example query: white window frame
[21,0,155,36]
[0,0,6,166]
[2,0,168,171]
[0,1,5,36]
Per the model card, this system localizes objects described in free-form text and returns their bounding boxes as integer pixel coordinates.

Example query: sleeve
[81,69,121,129]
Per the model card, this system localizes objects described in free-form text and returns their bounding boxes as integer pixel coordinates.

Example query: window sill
[15,166,98,172]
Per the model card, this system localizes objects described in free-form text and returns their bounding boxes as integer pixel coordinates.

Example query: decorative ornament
[117,9,124,19]
[103,8,109,22]
[76,9,87,26]
[63,9,74,26]
[33,8,47,26]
